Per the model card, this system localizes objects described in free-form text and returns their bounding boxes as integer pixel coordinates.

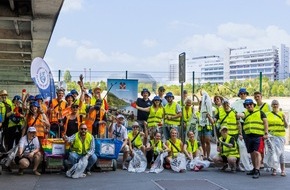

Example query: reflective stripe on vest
[183,106,193,124]
[128,131,143,149]
[186,139,198,154]
[220,135,239,158]
[164,102,180,126]
[219,109,239,135]
[71,132,93,155]
[267,111,285,137]
[167,138,182,157]
[150,140,163,155]
[147,106,164,127]
[244,109,264,135]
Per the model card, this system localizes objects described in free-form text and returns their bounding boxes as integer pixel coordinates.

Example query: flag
[31,57,56,101]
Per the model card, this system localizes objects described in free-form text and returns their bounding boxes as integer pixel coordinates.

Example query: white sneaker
[122,164,128,170]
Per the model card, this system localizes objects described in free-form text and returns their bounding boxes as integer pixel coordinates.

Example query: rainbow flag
[42,138,70,156]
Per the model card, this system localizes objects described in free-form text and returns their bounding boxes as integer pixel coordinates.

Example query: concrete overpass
[0,0,64,85]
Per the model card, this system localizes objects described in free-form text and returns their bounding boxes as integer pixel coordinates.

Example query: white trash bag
[264,138,279,170]
[149,152,168,174]
[186,157,210,170]
[128,149,147,173]
[237,138,253,171]
[170,153,186,172]
[66,156,89,179]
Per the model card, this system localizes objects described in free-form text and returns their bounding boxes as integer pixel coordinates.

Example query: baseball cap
[220,126,228,132]
[116,114,125,119]
[28,126,37,133]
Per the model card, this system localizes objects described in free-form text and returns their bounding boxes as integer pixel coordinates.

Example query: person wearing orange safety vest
[26,101,50,140]
[48,88,66,137]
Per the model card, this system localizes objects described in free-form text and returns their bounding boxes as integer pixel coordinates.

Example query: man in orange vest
[48,88,66,137]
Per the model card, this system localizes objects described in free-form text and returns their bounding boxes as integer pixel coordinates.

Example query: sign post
[179,52,186,142]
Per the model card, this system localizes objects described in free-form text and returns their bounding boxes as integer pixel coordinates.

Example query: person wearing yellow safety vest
[135,96,164,140]
[0,89,13,149]
[163,92,182,140]
[165,128,183,166]
[210,99,240,140]
[267,100,288,177]
[182,97,200,139]
[253,91,271,169]
[183,131,204,171]
[237,98,268,179]
[213,126,240,173]
[6,95,25,151]
[128,121,147,157]
[146,131,168,167]
[63,123,97,175]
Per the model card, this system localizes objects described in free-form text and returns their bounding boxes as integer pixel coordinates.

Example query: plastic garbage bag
[237,138,253,171]
[66,156,89,179]
[128,149,147,173]
[264,137,279,170]
[149,152,168,173]
[186,157,210,170]
[0,129,6,153]
[170,153,186,172]
[3,145,18,167]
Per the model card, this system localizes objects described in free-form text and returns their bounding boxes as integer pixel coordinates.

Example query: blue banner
[31,57,56,101]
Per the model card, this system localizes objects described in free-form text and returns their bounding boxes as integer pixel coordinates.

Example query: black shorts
[244,134,264,154]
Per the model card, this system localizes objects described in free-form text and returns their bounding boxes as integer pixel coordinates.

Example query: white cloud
[142,39,158,48]
[57,37,78,47]
[62,0,84,12]
[177,23,290,57]
[76,46,108,62]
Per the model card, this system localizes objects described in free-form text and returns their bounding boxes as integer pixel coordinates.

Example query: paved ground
[1,143,290,190]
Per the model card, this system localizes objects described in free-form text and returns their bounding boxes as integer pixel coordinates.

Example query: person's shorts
[244,134,264,154]
[121,144,129,152]
[198,127,212,137]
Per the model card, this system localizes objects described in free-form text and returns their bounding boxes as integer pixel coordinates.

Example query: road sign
[179,52,186,83]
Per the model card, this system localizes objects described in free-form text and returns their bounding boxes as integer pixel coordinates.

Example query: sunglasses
[80,128,87,131]
[240,93,247,95]
[72,106,79,109]
[132,126,139,129]
[245,104,253,107]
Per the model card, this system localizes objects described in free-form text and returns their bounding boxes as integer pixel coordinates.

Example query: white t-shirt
[112,123,128,141]
[19,135,40,156]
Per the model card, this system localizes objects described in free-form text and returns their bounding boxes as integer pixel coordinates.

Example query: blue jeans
[68,152,98,171]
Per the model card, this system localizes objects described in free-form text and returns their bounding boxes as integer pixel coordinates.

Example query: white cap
[132,121,139,127]
[116,114,125,119]
[85,92,92,98]
[28,126,37,132]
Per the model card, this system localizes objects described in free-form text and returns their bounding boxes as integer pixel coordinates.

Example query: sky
[45,0,290,81]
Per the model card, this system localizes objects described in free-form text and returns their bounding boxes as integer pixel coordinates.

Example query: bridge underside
[0,0,64,85]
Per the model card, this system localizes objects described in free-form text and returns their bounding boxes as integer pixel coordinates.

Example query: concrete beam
[0,29,32,40]
[0,43,32,54]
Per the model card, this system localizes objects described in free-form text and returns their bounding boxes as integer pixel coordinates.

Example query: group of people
[127,87,288,178]
[0,85,288,178]
[0,85,108,175]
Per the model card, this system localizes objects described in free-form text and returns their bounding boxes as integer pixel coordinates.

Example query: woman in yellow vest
[135,96,164,140]
[267,100,288,177]
[128,121,146,157]
[146,131,168,166]
[183,131,204,171]
[210,100,240,139]
[165,128,183,165]
[213,126,240,173]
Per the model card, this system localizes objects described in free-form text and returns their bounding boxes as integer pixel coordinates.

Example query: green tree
[63,70,72,83]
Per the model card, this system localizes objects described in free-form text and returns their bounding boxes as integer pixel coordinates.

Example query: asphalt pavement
[1,143,290,190]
